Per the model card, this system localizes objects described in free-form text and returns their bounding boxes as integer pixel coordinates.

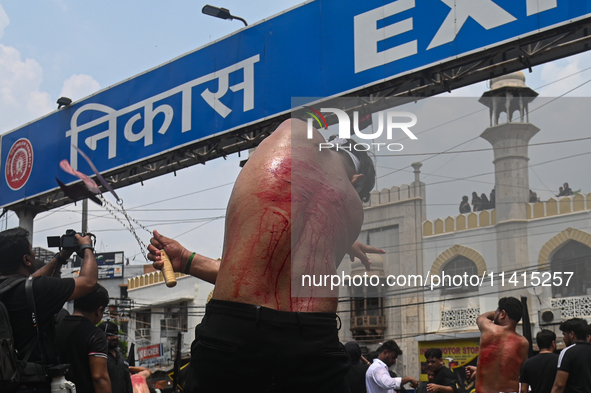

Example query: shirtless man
[475,297,529,393]
[148,119,382,392]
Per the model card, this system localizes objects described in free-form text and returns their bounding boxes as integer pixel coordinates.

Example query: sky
[1,0,591,265]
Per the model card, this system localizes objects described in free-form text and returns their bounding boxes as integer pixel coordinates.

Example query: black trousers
[186,299,350,393]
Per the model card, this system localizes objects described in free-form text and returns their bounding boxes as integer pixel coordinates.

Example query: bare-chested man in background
[148,119,383,392]
[475,297,529,393]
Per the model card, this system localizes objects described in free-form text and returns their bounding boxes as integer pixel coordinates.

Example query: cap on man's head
[102,321,119,335]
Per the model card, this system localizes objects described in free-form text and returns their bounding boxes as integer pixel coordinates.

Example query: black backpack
[0,276,27,392]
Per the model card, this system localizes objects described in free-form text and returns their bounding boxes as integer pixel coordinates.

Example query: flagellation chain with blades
[57,146,177,287]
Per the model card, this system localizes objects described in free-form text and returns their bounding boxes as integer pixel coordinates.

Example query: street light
[57,97,72,109]
[202,5,248,26]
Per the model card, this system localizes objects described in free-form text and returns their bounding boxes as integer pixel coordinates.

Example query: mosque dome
[351,253,385,277]
[479,70,538,125]
[490,71,526,89]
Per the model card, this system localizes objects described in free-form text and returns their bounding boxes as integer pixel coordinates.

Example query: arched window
[441,256,478,291]
[551,241,591,298]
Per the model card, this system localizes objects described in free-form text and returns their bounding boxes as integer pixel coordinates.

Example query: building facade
[337,72,591,380]
[126,270,214,367]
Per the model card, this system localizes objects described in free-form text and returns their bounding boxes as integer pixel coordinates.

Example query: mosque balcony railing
[127,271,188,290]
[423,193,591,237]
[350,314,387,341]
[350,315,387,331]
[364,182,425,208]
[551,295,591,319]
[440,307,480,330]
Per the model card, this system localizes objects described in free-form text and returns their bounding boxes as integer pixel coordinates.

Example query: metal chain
[99,195,151,261]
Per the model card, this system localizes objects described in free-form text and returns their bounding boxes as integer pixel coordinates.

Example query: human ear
[351,174,365,187]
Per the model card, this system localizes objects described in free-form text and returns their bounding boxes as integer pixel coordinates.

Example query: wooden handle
[160,250,177,288]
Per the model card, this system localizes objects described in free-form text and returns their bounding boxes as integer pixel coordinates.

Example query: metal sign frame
[2,0,591,212]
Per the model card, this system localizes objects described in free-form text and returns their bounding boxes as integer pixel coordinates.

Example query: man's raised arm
[148,230,219,284]
[477,311,496,331]
[68,234,99,300]
[32,247,74,278]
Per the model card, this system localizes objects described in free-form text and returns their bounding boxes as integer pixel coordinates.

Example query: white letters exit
[354,0,558,73]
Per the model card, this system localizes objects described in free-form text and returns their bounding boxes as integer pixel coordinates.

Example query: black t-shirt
[107,349,133,393]
[55,315,108,393]
[431,366,459,393]
[519,352,559,393]
[0,276,75,364]
[557,341,591,393]
[346,362,369,393]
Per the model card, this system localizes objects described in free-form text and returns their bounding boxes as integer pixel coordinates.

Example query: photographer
[0,227,98,392]
[56,283,111,393]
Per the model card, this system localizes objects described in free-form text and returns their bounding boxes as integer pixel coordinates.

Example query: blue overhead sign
[2,0,590,207]
[73,251,124,279]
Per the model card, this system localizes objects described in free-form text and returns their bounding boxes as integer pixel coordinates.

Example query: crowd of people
[342,297,591,393]
[0,228,157,393]
[461,299,591,393]
[533,182,578,201]
[556,182,574,197]
[344,343,459,393]
[1,120,589,393]
[459,189,495,213]
[460,182,581,214]
[347,299,591,393]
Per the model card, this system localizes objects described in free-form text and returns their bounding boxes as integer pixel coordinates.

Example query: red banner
[138,344,163,361]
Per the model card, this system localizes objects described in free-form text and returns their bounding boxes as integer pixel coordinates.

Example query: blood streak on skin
[289,158,351,311]
[227,149,353,311]
[229,209,289,304]
[228,157,293,306]
[259,210,290,307]
[478,339,499,364]
[255,157,292,308]
[477,332,524,392]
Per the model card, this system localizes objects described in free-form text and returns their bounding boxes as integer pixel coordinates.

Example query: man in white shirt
[366,340,419,393]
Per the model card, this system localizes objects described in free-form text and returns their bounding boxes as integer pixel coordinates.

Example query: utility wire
[374,136,591,157]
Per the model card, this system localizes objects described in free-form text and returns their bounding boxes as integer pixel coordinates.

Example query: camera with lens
[47,229,95,257]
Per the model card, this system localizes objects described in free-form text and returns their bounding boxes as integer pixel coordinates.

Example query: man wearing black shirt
[551,318,591,393]
[345,341,369,393]
[100,321,133,393]
[520,330,559,393]
[0,227,98,391]
[56,283,111,393]
[425,348,459,393]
